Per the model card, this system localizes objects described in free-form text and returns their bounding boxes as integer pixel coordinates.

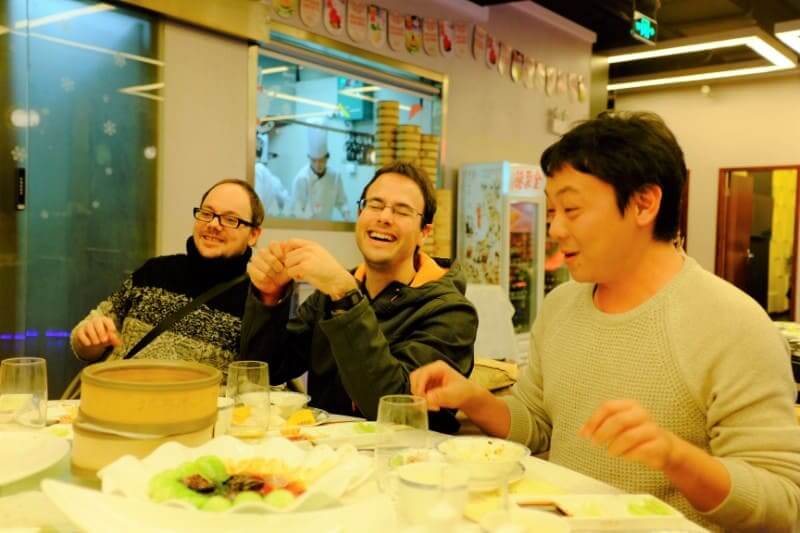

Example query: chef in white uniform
[254,133,289,216]
[291,128,350,220]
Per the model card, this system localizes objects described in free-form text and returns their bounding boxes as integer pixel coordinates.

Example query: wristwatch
[329,288,363,315]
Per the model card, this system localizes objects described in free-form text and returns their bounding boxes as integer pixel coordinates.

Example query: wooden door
[716,171,753,290]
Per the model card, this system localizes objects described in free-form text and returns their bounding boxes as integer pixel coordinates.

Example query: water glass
[0,357,48,428]
[374,394,429,491]
[225,361,269,441]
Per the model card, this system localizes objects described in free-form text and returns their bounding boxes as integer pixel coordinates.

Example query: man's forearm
[461,387,512,438]
[663,435,731,511]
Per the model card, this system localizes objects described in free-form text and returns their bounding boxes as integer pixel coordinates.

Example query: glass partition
[255,35,444,227]
[1,0,160,396]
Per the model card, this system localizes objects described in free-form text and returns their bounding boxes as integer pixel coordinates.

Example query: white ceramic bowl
[437,436,530,484]
[269,391,311,418]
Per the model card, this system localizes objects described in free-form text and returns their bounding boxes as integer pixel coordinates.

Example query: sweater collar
[185,236,252,285]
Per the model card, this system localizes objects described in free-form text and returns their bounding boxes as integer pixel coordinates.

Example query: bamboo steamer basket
[72,359,221,477]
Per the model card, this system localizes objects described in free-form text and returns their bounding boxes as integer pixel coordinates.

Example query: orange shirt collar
[353,252,447,288]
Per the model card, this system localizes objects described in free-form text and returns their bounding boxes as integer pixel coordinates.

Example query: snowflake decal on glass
[102,95,110,103]
[103,120,117,136]
[61,77,75,92]
[143,146,157,160]
[113,53,127,67]
[41,108,50,116]
[105,167,113,176]
[11,145,27,163]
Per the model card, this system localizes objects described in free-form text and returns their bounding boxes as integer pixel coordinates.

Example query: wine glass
[374,394,429,492]
[0,357,48,428]
[224,361,269,442]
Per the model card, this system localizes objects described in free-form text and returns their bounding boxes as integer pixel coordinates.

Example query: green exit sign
[631,10,657,45]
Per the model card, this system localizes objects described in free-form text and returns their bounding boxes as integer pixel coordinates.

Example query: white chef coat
[255,162,289,217]
[291,164,349,220]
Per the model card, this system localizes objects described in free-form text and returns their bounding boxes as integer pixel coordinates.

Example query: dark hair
[200,179,265,227]
[359,162,437,228]
[540,111,687,242]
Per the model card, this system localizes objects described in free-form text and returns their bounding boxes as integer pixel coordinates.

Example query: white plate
[468,461,526,492]
[42,479,396,533]
[0,432,70,486]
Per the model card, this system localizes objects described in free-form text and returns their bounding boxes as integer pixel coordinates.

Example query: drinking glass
[374,394,429,492]
[224,361,269,441]
[0,357,48,428]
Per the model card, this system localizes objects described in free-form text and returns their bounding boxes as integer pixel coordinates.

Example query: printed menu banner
[438,20,454,57]
[300,0,322,27]
[453,22,470,58]
[497,41,510,76]
[485,34,498,69]
[388,11,405,51]
[404,15,422,54]
[472,25,486,60]
[545,65,557,95]
[324,0,345,35]
[510,50,524,83]
[422,18,439,56]
[577,74,587,102]
[568,72,578,101]
[367,5,387,48]
[346,0,367,42]
[535,61,546,91]
[523,56,535,88]
[273,0,298,18]
[557,70,567,94]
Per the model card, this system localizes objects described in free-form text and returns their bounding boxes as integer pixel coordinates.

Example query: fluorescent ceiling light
[607,28,796,91]
[340,85,381,94]
[776,20,800,55]
[266,91,339,111]
[15,3,115,29]
[261,66,289,75]
[338,87,411,111]
[261,111,332,122]
[20,30,163,66]
[118,82,164,102]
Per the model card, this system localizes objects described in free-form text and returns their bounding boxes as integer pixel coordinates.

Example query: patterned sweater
[70,238,251,373]
[504,256,800,531]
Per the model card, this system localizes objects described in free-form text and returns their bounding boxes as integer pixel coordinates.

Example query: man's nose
[548,213,567,240]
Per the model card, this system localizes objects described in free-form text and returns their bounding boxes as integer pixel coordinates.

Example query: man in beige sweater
[411,112,800,531]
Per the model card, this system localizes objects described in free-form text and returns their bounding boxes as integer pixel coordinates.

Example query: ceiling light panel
[776,20,800,55]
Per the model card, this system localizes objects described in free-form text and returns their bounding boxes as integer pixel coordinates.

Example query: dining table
[0,402,710,533]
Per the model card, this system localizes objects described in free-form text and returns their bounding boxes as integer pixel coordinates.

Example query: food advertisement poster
[472,25,486,60]
[323,0,345,35]
[438,20,454,57]
[485,34,498,69]
[273,0,298,18]
[459,165,503,285]
[387,11,405,51]
[422,18,439,56]
[367,5,387,48]
[346,0,367,42]
[404,15,422,54]
[452,22,470,57]
[299,0,322,27]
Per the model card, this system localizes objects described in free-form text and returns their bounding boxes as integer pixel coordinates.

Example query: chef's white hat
[307,127,328,159]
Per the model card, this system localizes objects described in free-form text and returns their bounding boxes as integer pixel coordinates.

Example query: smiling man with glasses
[241,162,477,433]
[69,179,263,376]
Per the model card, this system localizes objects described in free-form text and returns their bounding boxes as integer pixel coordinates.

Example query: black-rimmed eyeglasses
[193,207,256,229]
[357,198,423,219]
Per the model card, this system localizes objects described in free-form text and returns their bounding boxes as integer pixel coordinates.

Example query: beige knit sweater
[504,256,800,531]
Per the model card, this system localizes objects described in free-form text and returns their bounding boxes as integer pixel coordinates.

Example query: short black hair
[540,111,687,242]
[200,179,265,227]
[359,162,437,228]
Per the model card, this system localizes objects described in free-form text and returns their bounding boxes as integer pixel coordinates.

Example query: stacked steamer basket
[420,134,439,183]
[374,100,399,167]
[395,125,422,165]
[433,189,453,259]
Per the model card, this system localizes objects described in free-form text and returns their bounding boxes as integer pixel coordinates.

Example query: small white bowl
[437,436,530,485]
[269,391,310,418]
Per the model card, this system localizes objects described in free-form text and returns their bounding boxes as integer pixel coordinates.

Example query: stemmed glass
[0,357,48,428]
[225,361,270,442]
[374,394,429,492]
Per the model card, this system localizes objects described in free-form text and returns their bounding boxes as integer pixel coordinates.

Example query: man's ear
[631,185,662,228]
[248,226,263,247]
[420,223,433,242]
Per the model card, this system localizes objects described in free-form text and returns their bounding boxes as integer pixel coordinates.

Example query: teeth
[369,231,395,242]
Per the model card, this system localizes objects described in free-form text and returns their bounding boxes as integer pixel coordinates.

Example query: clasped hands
[247,239,357,305]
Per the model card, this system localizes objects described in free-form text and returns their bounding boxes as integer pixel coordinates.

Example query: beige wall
[158,21,250,255]
[616,73,800,319]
